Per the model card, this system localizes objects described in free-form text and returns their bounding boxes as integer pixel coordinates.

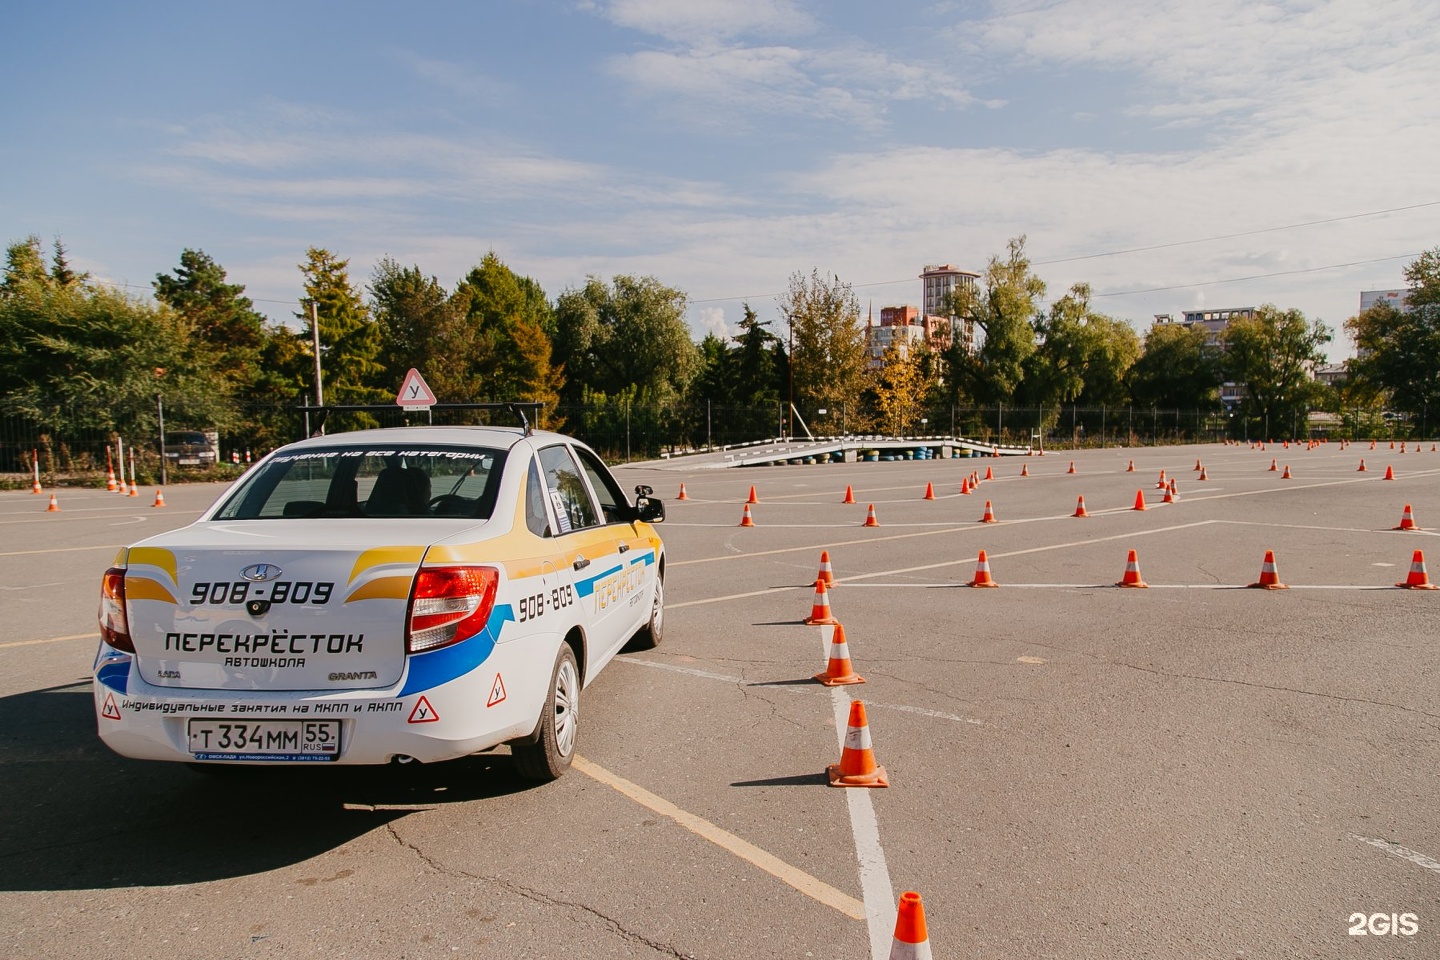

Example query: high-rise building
[921,264,980,354]
[1360,289,1410,314]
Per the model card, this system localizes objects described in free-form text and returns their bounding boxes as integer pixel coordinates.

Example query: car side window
[525,459,552,537]
[537,445,598,534]
[573,447,629,525]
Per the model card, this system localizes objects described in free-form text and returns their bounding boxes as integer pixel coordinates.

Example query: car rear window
[213,444,507,520]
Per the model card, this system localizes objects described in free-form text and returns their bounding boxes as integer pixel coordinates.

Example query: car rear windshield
[168,432,209,445]
[213,444,508,520]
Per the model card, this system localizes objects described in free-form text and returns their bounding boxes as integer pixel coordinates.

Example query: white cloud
[390,50,516,103]
[597,0,816,43]
[696,306,731,339]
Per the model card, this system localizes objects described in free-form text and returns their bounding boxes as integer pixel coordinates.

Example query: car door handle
[618,543,629,554]
[573,555,590,571]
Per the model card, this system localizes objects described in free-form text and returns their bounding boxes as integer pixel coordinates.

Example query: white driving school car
[93,424,666,781]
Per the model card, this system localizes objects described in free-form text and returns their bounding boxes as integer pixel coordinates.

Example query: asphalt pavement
[2,441,1437,958]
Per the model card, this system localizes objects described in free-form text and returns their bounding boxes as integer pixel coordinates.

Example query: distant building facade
[921,264,980,355]
[864,304,953,369]
[1360,289,1410,314]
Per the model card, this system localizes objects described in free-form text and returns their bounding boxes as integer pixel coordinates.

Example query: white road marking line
[0,632,99,649]
[571,755,866,920]
[824,624,895,958]
[1349,834,1440,875]
[0,544,121,557]
[617,656,984,726]
[838,582,1411,591]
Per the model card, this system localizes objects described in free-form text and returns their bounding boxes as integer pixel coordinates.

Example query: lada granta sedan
[93,425,666,781]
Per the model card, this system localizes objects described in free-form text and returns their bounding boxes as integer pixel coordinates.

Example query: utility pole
[310,300,325,436]
[157,395,167,486]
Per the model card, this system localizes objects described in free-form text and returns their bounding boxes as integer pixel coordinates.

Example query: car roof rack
[295,402,544,438]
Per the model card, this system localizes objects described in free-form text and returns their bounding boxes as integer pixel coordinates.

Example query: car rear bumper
[92,634,558,765]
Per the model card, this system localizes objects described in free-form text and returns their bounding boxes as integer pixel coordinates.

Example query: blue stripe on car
[398,603,515,696]
[97,659,131,695]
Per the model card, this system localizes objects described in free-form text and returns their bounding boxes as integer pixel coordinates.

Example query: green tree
[0,265,235,438]
[298,248,386,408]
[943,237,1046,405]
[455,252,564,417]
[780,269,867,427]
[1345,248,1440,434]
[1023,284,1139,408]
[729,304,781,405]
[154,249,267,394]
[1129,321,1223,412]
[871,339,932,436]
[552,274,698,405]
[1221,305,1332,438]
[369,258,474,403]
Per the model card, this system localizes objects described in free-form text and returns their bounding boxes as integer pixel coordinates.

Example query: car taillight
[99,567,134,653]
[407,566,499,654]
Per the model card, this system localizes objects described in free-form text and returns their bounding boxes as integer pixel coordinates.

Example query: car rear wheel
[512,644,579,782]
[627,574,664,651]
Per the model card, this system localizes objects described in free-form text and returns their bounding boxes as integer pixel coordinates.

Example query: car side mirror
[634,495,665,523]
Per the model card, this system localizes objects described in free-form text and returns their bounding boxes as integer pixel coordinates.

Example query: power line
[689,199,1437,305]
[1088,252,1421,299]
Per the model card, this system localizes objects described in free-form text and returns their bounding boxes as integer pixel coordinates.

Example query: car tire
[512,643,579,782]
[627,574,664,651]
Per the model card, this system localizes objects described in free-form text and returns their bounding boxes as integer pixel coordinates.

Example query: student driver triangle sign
[407,696,440,724]
[101,693,121,720]
[396,368,437,408]
[487,674,507,708]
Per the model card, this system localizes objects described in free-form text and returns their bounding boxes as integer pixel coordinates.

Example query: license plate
[187,718,341,761]
[179,458,200,465]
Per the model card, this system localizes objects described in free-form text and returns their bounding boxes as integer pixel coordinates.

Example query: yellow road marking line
[0,632,99,649]
[572,755,865,920]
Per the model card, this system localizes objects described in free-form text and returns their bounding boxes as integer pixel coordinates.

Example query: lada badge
[240,563,283,582]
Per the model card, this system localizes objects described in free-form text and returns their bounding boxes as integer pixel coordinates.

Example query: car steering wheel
[427,494,472,516]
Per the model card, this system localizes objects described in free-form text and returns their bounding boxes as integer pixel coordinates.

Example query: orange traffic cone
[1281,464,1292,479]
[863,503,880,527]
[1073,495,1089,518]
[1116,549,1147,587]
[960,476,971,495]
[106,466,118,492]
[1067,461,1076,474]
[804,578,838,625]
[152,490,166,508]
[1126,459,1135,472]
[45,493,60,512]
[979,500,997,523]
[1198,466,1208,481]
[1155,469,1168,489]
[676,483,689,500]
[739,503,755,527]
[1162,481,1176,504]
[817,550,835,585]
[814,623,865,686]
[127,480,139,497]
[1020,463,1029,477]
[1390,440,1396,450]
[1394,505,1419,531]
[1248,550,1288,589]
[923,481,935,500]
[827,700,888,788]
[984,466,994,481]
[1358,459,1367,472]
[1132,490,1147,511]
[1370,440,1377,450]
[888,891,931,960]
[1268,458,1278,472]
[1384,465,1395,480]
[747,485,759,504]
[1396,550,1438,590]
[842,484,856,504]
[31,474,42,494]
[1194,459,1203,471]
[968,550,999,587]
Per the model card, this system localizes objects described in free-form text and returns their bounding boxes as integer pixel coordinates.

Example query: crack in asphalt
[382,822,696,958]
[1103,661,1440,721]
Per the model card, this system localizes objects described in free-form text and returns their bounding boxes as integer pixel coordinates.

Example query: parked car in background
[164,430,219,468]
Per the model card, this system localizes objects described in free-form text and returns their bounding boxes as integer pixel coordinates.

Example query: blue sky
[3,0,1437,362]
